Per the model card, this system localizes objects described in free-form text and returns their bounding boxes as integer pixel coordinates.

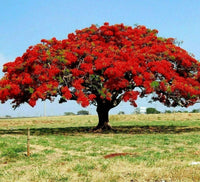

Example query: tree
[191,109,200,113]
[146,107,160,114]
[5,115,11,118]
[64,112,75,115]
[118,111,125,115]
[77,110,89,115]
[0,22,200,131]
[165,110,172,113]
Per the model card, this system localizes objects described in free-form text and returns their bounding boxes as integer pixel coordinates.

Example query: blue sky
[0,0,200,116]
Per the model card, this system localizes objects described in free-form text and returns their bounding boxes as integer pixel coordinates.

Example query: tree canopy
[0,22,200,129]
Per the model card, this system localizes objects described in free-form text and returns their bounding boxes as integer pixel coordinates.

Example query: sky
[0,0,200,117]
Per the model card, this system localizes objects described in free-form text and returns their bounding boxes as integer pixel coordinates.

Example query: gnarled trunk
[93,95,123,132]
[94,101,112,131]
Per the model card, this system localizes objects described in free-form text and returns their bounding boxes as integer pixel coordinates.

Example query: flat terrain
[1,113,200,181]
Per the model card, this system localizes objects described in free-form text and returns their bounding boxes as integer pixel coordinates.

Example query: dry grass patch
[1,114,200,181]
[1,113,200,130]
[0,115,98,129]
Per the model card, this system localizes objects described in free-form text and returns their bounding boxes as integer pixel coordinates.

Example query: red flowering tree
[1,22,200,130]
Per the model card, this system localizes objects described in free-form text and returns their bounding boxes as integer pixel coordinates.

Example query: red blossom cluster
[0,22,200,109]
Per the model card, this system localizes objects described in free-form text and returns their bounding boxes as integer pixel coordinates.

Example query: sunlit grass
[1,113,200,130]
[1,113,200,181]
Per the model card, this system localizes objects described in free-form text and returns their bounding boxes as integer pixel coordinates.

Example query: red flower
[22,73,33,84]
[34,65,43,75]
[75,90,89,107]
[10,84,21,95]
[29,99,36,107]
[61,86,72,99]
[71,68,85,77]
[91,35,98,40]
[72,78,84,90]
[0,89,9,103]
[123,91,139,102]
[49,66,60,77]
[65,52,77,64]
[78,96,89,107]
[84,55,94,63]
[134,76,143,86]
[1,22,200,111]
[88,94,96,101]
[104,30,113,36]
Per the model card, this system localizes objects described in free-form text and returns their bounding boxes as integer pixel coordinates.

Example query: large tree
[0,23,200,130]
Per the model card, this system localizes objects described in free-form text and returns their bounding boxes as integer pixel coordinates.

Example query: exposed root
[92,122,116,133]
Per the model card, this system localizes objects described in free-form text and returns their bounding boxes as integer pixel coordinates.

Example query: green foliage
[150,81,159,88]
[191,109,200,113]
[118,111,125,115]
[29,87,34,93]
[64,112,75,116]
[5,115,11,118]
[77,110,89,115]
[146,107,160,114]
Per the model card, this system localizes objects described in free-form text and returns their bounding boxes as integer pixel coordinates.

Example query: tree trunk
[93,102,112,131]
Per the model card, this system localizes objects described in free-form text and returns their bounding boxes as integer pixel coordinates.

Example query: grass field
[1,113,200,181]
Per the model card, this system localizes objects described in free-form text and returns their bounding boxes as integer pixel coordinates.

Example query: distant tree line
[64,110,89,116]
[164,109,200,113]
[147,108,200,114]
[64,108,200,116]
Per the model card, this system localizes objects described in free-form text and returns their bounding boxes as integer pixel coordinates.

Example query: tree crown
[0,22,200,109]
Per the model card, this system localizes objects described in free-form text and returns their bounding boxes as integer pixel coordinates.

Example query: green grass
[1,113,200,181]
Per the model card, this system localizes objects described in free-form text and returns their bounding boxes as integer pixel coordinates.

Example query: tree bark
[93,101,112,131]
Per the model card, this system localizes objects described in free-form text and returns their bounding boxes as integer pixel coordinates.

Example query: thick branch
[110,94,123,108]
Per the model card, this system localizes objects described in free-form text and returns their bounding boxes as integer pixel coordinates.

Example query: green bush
[64,112,75,115]
[77,110,89,115]
[146,107,160,114]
